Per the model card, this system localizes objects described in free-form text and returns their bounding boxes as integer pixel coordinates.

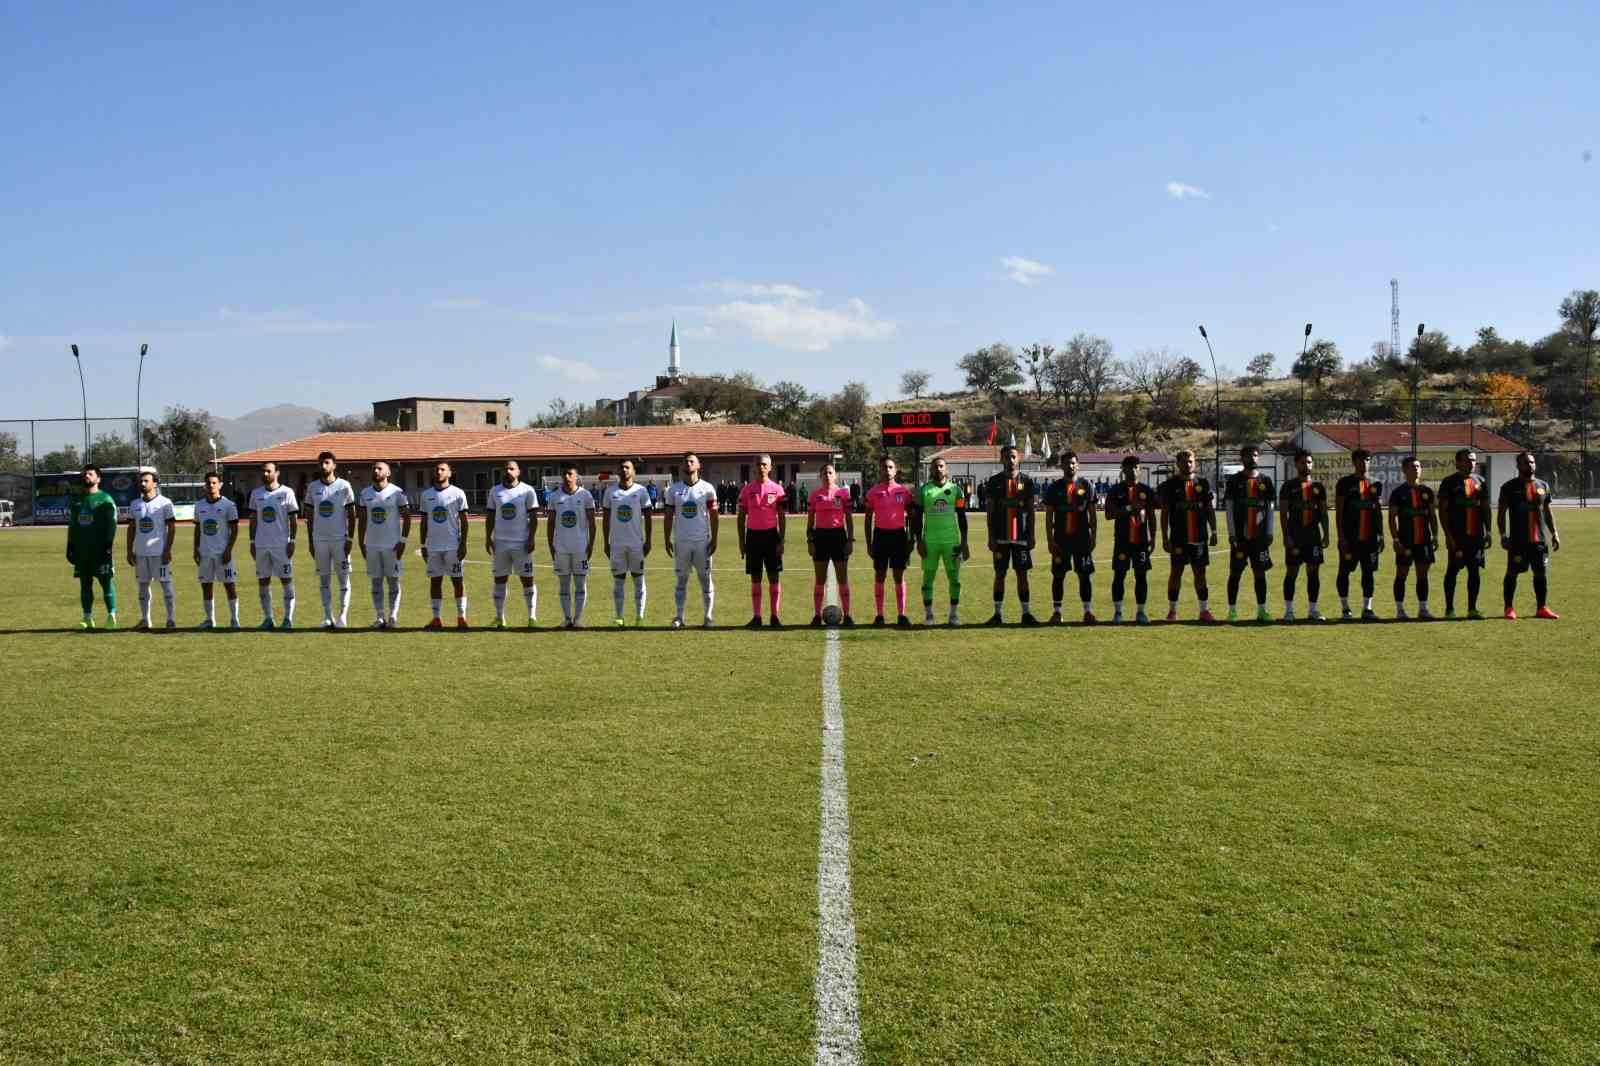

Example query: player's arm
[1203,484,1218,544]
[956,500,969,558]
[706,495,720,556]
[736,490,747,557]
[344,500,356,547]
[1042,494,1056,551]
[485,499,497,554]
[124,508,136,565]
[192,510,202,562]
[1158,491,1172,553]
[775,493,786,555]
[525,495,537,554]
[1277,485,1292,544]
[456,501,468,560]
[247,497,258,559]
[357,502,368,557]
[663,494,675,556]
[1086,487,1098,549]
[162,508,175,564]
[398,501,412,558]
[1023,484,1037,549]
[806,505,817,558]
[284,501,299,557]
[584,500,596,561]
[601,498,612,556]
[1496,486,1510,547]
[908,493,923,550]
[1260,481,1275,541]
[1333,486,1348,549]
[1427,493,1440,546]
[641,496,652,555]
[1387,493,1400,544]
[1223,479,1238,542]
[1543,491,1560,551]
[224,513,239,563]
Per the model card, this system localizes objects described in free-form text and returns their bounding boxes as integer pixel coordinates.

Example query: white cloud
[217,308,366,335]
[537,354,605,385]
[0,334,9,350]
[708,280,821,301]
[1166,181,1210,200]
[431,296,487,311]
[703,294,895,352]
[1001,256,1053,286]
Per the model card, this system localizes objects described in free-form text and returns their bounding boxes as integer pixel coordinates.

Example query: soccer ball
[821,604,843,626]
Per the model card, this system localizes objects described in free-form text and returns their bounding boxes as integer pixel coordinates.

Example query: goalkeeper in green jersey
[66,463,120,629]
[910,457,970,626]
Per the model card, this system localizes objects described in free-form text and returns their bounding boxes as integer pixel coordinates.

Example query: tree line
[0,407,228,476]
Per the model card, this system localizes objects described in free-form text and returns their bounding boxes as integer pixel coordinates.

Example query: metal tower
[1390,280,1401,364]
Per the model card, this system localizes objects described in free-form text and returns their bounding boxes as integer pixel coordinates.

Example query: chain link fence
[0,417,155,523]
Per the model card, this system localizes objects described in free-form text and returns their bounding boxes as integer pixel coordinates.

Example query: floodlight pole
[136,342,149,469]
[70,344,89,457]
[1198,325,1220,484]
[1298,323,1312,442]
[1411,323,1424,453]
[1583,331,1593,508]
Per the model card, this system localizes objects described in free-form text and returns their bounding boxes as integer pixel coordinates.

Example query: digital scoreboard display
[880,411,952,448]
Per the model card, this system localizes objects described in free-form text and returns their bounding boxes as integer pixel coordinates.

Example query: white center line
[814,628,862,1065]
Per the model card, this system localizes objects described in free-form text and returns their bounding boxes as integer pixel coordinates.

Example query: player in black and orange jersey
[1386,456,1439,620]
[1333,448,1385,622]
[1103,455,1157,625]
[1042,451,1098,624]
[984,444,1040,626]
[1221,445,1276,624]
[1277,449,1329,622]
[1437,448,1492,619]
[1156,449,1218,623]
[1497,450,1561,620]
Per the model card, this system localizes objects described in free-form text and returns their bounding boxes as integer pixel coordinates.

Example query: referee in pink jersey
[738,454,788,628]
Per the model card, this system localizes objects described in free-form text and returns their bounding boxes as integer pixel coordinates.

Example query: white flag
[1024,431,1033,457]
[1008,430,1017,447]
[1040,432,1052,461]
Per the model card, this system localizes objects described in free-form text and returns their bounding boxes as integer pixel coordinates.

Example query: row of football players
[92,442,1561,630]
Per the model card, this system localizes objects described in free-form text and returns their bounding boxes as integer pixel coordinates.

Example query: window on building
[485,411,497,425]
[443,409,455,425]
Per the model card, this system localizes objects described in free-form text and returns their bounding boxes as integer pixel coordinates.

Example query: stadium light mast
[135,342,149,469]
[69,344,89,458]
[1198,325,1221,484]
[1298,323,1313,442]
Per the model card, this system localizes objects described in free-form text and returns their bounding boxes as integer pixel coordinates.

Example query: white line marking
[814,629,861,1065]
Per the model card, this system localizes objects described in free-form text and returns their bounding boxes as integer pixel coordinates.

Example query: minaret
[668,320,681,378]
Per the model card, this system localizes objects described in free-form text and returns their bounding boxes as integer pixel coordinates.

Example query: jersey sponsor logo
[431,506,448,523]
[500,502,517,519]
[202,518,220,536]
[318,500,336,518]
[76,512,93,525]
[681,501,698,518]
[138,516,155,533]
[616,504,633,522]
[371,508,387,524]
[560,510,578,528]
[261,507,277,524]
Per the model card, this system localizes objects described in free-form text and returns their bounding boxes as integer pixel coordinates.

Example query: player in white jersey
[192,471,241,628]
[125,470,177,629]
[603,458,653,626]
[485,459,539,628]
[419,460,470,628]
[545,464,596,627]
[357,460,411,628]
[248,461,300,629]
[664,451,719,629]
[305,450,357,628]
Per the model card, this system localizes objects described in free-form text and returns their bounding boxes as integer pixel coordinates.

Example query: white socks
[493,583,508,621]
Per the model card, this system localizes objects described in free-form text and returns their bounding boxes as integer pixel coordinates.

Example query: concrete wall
[372,398,511,432]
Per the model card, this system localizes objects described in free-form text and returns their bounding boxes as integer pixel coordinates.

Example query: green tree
[768,381,814,432]
[1409,330,1461,374]
[676,376,728,422]
[318,412,390,432]
[832,382,870,433]
[91,432,139,467]
[1291,339,1342,389]
[1020,343,1054,398]
[0,431,25,473]
[142,407,224,473]
[958,343,1023,397]
[1242,352,1276,383]
[1559,289,1600,344]
[36,445,82,474]
[899,370,931,399]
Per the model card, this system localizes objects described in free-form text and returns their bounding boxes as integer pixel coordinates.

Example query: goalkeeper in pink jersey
[864,455,915,627]
[806,461,856,627]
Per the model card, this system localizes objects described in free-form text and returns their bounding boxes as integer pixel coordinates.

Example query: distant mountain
[213,404,330,455]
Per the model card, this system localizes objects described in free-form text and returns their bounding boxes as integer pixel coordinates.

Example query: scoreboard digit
[880,411,952,448]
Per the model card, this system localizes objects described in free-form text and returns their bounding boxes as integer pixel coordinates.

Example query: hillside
[212,405,330,453]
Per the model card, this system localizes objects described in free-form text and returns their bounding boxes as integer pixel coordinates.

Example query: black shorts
[1394,541,1436,567]
[870,529,911,570]
[1228,539,1274,573]
[992,543,1033,573]
[1111,544,1152,572]
[744,527,783,578]
[1284,536,1324,566]
[1050,541,1095,576]
[1168,543,1210,569]
[1337,542,1382,573]
[1505,543,1549,575]
[811,528,850,563]
[1445,540,1487,567]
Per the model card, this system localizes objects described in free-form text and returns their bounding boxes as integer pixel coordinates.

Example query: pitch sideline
[814,627,862,1065]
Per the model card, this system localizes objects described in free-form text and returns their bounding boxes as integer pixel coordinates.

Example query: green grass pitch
[2,516,1597,1063]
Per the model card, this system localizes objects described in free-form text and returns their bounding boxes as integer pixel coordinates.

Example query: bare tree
[900,369,931,399]
[1020,343,1054,398]
[1047,333,1117,415]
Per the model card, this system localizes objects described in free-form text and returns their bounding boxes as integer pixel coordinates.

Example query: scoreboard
[880,411,952,448]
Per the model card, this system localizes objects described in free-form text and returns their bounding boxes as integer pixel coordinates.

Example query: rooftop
[1293,422,1525,454]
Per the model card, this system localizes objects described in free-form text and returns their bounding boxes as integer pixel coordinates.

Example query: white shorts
[553,551,590,577]
[609,544,645,576]
[492,545,535,579]
[313,540,353,577]
[365,545,404,578]
[425,550,464,579]
[196,555,237,584]
[134,555,171,582]
[254,546,294,580]
[674,542,712,581]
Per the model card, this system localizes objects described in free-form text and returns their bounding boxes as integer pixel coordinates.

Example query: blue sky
[2,1,1594,425]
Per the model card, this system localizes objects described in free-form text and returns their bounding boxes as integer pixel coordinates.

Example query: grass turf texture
[2,516,1597,1063]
